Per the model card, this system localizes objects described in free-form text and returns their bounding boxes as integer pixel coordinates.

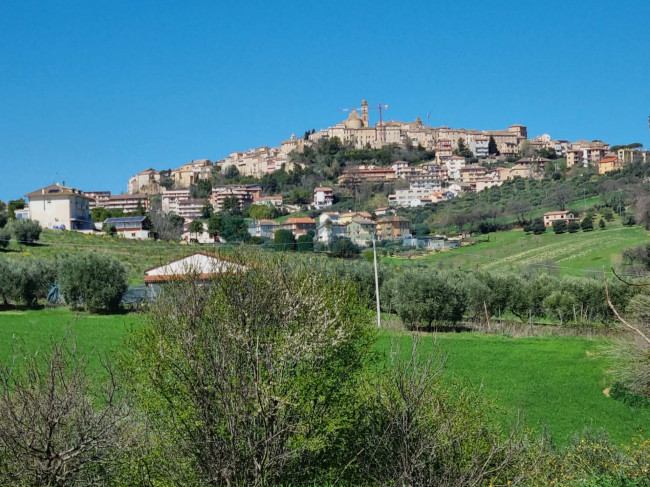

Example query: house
[144,252,246,293]
[24,184,94,231]
[376,215,411,240]
[346,218,377,247]
[315,221,348,244]
[598,156,622,175]
[256,195,283,208]
[181,222,216,244]
[445,156,466,179]
[104,216,152,239]
[313,187,334,209]
[319,211,341,224]
[282,217,316,238]
[248,219,279,239]
[373,206,393,217]
[339,211,372,224]
[338,165,397,184]
[543,210,578,227]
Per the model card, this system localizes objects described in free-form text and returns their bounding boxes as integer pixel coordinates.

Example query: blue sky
[1,0,649,201]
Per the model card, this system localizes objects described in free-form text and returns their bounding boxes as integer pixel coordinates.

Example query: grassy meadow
[1,307,648,447]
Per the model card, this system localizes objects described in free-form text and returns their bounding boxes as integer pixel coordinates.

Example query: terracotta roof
[314,186,333,191]
[283,217,315,224]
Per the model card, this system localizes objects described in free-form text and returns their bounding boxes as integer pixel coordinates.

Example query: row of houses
[248,212,411,247]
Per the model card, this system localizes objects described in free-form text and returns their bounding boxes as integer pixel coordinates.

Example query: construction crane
[338,101,390,142]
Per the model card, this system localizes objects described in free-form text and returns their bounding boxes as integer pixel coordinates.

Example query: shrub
[11,220,42,244]
[0,227,10,249]
[274,229,295,251]
[57,253,127,312]
[0,212,7,229]
[552,220,567,234]
[329,237,361,258]
[581,216,594,232]
[0,258,55,306]
[296,233,314,252]
[568,220,581,233]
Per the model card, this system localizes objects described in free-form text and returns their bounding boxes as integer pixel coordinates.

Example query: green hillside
[385,222,649,277]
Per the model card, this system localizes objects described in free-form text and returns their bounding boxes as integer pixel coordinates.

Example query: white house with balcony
[24,184,93,231]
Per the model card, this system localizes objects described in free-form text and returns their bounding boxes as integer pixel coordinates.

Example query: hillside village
[8,100,650,249]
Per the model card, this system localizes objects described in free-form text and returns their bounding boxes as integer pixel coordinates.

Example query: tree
[622,213,637,226]
[220,215,249,242]
[548,183,575,211]
[599,218,606,230]
[188,220,204,240]
[0,339,129,486]
[0,258,55,307]
[57,253,128,312]
[274,229,295,251]
[11,220,42,244]
[296,234,314,252]
[247,204,279,220]
[531,218,546,235]
[207,214,223,237]
[452,138,472,158]
[0,212,7,229]
[488,135,499,155]
[125,257,374,486]
[221,195,241,216]
[552,220,567,234]
[329,237,360,258]
[104,223,117,236]
[149,210,184,241]
[6,199,25,220]
[581,216,594,232]
[568,220,581,233]
[388,271,467,329]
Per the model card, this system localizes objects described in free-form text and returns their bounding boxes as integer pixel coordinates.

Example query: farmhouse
[543,210,578,227]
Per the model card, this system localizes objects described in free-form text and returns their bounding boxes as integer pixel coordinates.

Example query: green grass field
[1,308,648,446]
[375,331,650,446]
[385,221,649,277]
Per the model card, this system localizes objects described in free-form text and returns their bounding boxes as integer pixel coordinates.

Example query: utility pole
[372,235,381,328]
[583,188,587,210]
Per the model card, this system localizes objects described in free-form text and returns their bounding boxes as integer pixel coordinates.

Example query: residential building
[161,189,191,214]
[313,186,334,209]
[282,217,316,238]
[598,156,622,175]
[543,210,578,227]
[210,185,262,213]
[319,211,341,224]
[102,194,149,213]
[181,222,216,244]
[470,136,489,157]
[460,164,488,183]
[83,190,111,209]
[339,211,372,224]
[104,216,152,239]
[388,185,441,207]
[315,221,348,244]
[445,156,466,180]
[248,219,279,239]
[176,198,206,220]
[338,165,397,184]
[24,184,93,231]
[171,159,213,187]
[346,218,376,247]
[617,148,647,164]
[256,195,283,208]
[376,215,411,240]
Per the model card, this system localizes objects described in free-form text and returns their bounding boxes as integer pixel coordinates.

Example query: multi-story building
[376,215,411,240]
[83,190,111,209]
[176,198,206,220]
[161,189,191,214]
[460,164,488,183]
[248,219,279,239]
[315,221,348,244]
[470,136,489,158]
[256,195,283,208]
[210,185,262,213]
[282,217,316,238]
[102,194,149,213]
[313,186,334,209]
[347,218,377,247]
[445,156,466,180]
[338,165,397,184]
[598,156,622,175]
[171,160,213,188]
[24,184,93,231]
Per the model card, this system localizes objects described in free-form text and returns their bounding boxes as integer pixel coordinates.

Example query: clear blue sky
[1,0,649,201]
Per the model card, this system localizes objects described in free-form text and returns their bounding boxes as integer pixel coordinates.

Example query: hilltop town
[6,100,649,249]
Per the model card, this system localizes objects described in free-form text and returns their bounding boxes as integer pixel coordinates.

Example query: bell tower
[361,99,369,127]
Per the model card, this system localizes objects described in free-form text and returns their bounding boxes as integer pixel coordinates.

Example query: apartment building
[313,186,334,209]
[210,185,262,213]
[83,190,111,209]
[25,184,93,231]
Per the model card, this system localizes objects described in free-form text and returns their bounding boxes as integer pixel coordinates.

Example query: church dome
[344,109,363,129]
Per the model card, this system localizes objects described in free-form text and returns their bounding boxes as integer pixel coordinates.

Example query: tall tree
[488,135,499,155]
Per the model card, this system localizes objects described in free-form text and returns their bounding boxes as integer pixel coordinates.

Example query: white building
[24,184,93,231]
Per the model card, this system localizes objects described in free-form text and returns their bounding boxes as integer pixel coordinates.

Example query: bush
[329,237,360,258]
[0,258,55,306]
[11,220,42,244]
[552,220,567,234]
[57,253,127,312]
[0,212,7,229]
[296,233,314,252]
[273,229,295,251]
[0,227,10,249]
[568,220,581,233]
[581,216,594,232]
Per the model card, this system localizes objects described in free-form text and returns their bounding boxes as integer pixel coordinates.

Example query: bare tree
[0,338,130,486]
